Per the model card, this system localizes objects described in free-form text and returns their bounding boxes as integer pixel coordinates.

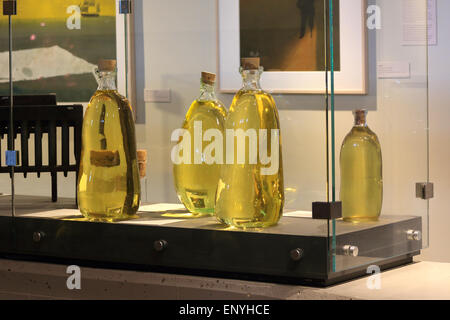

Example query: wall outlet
[144,89,171,103]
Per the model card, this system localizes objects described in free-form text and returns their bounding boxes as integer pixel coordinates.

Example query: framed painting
[0,0,129,102]
[218,0,367,94]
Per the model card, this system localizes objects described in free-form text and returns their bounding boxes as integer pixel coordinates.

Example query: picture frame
[0,0,132,103]
[218,0,367,94]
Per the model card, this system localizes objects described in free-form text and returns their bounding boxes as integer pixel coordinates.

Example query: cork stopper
[137,149,148,178]
[201,72,216,85]
[353,109,367,126]
[241,57,260,70]
[98,59,117,72]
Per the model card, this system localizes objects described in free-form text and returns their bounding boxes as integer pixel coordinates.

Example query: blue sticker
[6,150,18,167]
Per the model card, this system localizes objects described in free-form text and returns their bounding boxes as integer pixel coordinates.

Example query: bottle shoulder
[88,90,132,110]
[234,88,273,99]
[231,89,277,109]
[341,126,381,149]
[185,99,227,122]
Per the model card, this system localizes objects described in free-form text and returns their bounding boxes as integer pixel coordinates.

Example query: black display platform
[0,196,422,287]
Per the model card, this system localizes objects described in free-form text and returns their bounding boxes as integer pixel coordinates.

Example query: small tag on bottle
[90,150,120,167]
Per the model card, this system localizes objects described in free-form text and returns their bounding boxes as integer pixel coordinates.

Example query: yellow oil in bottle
[77,60,140,222]
[215,59,284,228]
[172,72,227,217]
[340,110,383,222]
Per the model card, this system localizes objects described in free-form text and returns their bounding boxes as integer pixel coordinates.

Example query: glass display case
[0,0,431,286]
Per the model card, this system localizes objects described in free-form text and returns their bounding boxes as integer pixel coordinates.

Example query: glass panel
[1,0,338,284]
[135,0,331,277]
[0,0,123,218]
[0,6,13,217]
[330,0,429,274]
[137,0,329,223]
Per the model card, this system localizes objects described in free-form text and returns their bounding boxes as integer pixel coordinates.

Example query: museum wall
[0,0,448,262]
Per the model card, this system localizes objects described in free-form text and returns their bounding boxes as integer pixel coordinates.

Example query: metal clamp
[154,239,168,252]
[32,231,45,243]
[341,245,359,257]
[416,182,434,200]
[312,202,342,220]
[3,0,17,16]
[290,248,304,262]
[407,230,422,241]
[119,0,132,14]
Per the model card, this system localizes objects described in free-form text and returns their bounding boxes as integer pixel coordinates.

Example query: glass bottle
[77,60,141,221]
[340,109,383,222]
[172,72,227,217]
[215,58,284,228]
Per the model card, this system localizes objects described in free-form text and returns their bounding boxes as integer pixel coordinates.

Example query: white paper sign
[427,0,438,45]
[402,0,437,46]
[377,61,411,79]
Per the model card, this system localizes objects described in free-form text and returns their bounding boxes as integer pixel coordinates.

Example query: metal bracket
[154,239,168,252]
[416,182,434,200]
[119,0,132,14]
[338,245,359,257]
[407,230,422,241]
[312,202,342,220]
[3,0,17,16]
[5,150,19,167]
[290,248,304,262]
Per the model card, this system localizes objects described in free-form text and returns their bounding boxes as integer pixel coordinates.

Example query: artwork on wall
[0,0,127,102]
[218,0,367,94]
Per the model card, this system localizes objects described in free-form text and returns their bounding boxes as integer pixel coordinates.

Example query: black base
[0,207,422,287]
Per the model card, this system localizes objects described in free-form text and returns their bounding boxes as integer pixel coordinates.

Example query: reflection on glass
[215,58,284,228]
[77,60,140,222]
[340,110,382,222]
[0,0,117,102]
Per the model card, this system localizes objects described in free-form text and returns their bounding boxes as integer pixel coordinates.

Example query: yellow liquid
[340,125,383,222]
[77,90,141,222]
[173,100,227,217]
[215,90,284,228]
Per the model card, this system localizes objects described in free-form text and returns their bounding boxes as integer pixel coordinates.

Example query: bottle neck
[96,70,117,91]
[354,111,368,127]
[198,81,217,102]
[241,69,262,91]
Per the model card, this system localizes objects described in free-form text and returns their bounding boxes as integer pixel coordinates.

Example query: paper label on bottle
[90,150,120,167]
